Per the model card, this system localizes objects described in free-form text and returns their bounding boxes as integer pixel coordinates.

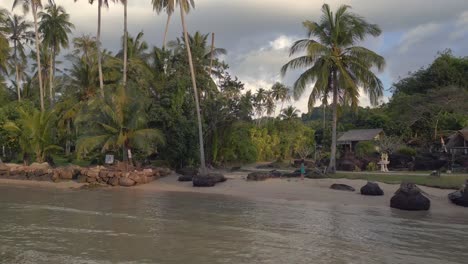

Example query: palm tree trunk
[323,103,326,130]
[65,119,71,156]
[180,4,206,174]
[209,32,214,77]
[49,48,54,107]
[97,0,105,97]
[32,2,44,111]
[14,43,21,102]
[162,13,171,49]
[328,70,337,174]
[122,0,128,88]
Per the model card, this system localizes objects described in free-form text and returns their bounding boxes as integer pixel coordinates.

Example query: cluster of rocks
[79,166,171,187]
[0,162,172,187]
[177,167,227,187]
[246,168,325,181]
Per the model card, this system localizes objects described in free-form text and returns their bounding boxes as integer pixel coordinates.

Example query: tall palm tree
[3,14,34,101]
[118,0,128,88]
[151,0,178,49]
[270,82,290,116]
[12,0,54,112]
[0,9,11,75]
[75,0,109,98]
[153,0,205,172]
[253,88,266,122]
[39,4,74,107]
[281,4,385,173]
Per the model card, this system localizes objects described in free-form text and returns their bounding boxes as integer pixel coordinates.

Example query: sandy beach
[1,171,467,217]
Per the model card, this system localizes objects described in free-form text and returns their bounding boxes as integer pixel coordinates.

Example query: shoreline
[1,173,467,217]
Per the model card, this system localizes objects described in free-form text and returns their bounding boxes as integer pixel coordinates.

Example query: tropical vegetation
[0,2,466,174]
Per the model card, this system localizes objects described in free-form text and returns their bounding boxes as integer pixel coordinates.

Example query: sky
[3,0,468,113]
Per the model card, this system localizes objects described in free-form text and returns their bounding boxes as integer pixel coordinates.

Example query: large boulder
[247,172,271,181]
[390,182,430,211]
[29,162,51,170]
[119,177,136,187]
[193,173,226,187]
[448,181,468,207]
[330,184,355,192]
[360,181,384,196]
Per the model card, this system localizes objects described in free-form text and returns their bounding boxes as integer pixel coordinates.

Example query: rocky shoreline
[0,162,172,187]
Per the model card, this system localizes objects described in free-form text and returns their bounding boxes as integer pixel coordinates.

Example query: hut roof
[337,129,383,142]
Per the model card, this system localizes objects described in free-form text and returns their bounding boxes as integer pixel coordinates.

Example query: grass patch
[331,172,468,190]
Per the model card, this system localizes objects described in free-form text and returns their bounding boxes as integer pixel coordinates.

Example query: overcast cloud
[3,0,468,112]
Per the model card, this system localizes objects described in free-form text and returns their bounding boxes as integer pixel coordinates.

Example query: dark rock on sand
[330,184,355,192]
[360,182,384,196]
[448,181,468,207]
[193,173,226,187]
[390,182,430,211]
[178,175,193,182]
[247,172,271,181]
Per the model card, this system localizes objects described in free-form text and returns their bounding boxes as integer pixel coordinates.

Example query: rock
[193,173,226,187]
[330,184,355,192]
[55,166,77,180]
[247,172,271,181]
[30,162,51,170]
[270,170,282,178]
[283,171,301,178]
[390,182,430,211]
[108,177,119,186]
[304,168,326,179]
[230,166,242,171]
[448,181,468,207]
[86,177,97,183]
[158,167,172,177]
[176,167,198,176]
[178,175,193,182]
[76,175,87,183]
[119,177,135,187]
[360,182,384,196]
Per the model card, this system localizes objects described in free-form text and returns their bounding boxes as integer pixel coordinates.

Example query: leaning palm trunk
[328,71,337,173]
[209,32,214,77]
[122,0,128,87]
[180,4,206,173]
[162,13,171,49]
[32,2,44,111]
[97,0,105,97]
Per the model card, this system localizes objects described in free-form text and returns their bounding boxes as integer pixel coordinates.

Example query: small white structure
[378,153,390,172]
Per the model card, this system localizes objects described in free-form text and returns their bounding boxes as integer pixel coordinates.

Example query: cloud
[450,11,468,40]
[398,23,443,53]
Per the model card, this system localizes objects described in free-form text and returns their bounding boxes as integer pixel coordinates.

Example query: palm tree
[12,0,54,112]
[153,0,205,172]
[253,88,266,122]
[76,85,165,165]
[281,4,385,173]
[39,4,74,107]
[3,108,61,163]
[270,82,290,116]
[75,0,110,98]
[151,0,179,49]
[280,106,300,121]
[3,14,34,101]
[0,9,11,76]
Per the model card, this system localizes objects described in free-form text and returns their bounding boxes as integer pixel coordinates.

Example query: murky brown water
[0,185,467,264]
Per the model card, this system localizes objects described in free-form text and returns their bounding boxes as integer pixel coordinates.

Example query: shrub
[366,162,378,171]
[397,147,417,157]
[355,141,376,158]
